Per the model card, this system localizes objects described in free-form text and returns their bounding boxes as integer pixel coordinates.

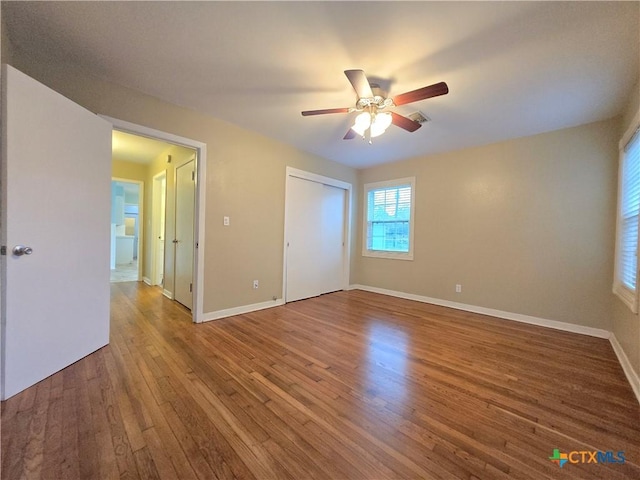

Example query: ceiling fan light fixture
[352,111,392,138]
[370,112,392,137]
[302,70,448,141]
[352,111,372,136]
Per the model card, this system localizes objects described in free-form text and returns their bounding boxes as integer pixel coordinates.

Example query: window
[614,119,640,312]
[363,177,415,260]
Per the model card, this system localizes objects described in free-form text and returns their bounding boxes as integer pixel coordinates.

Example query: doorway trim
[102,115,207,323]
[283,167,352,303]
[111,177,144,282]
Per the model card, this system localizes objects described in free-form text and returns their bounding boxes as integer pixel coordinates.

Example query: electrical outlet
[455,284,462,293]
[253,280,259,289]
[223,216,230,226]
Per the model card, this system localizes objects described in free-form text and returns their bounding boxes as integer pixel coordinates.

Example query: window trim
[362,177,416,260]
[613,107,640,313]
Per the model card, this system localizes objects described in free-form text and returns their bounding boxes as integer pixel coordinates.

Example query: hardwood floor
[2,283,639,479]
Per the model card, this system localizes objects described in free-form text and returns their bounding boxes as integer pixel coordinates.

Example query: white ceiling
[3,1,638,169]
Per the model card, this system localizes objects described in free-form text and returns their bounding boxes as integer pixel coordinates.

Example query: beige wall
[622,81,639,131]
[8,53,357,315]
[612,81,640,379]
[355,118,620,330]
[0,8,12,65]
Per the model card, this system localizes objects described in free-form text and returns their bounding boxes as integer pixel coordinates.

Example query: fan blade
[301,108,351,116]
[344,70,374,99]
[392,82,449,106]
[343,128,357,140]
[391,112,422,132]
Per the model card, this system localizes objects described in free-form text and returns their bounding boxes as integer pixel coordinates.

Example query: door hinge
[191,171,195,181]
[195,242,198,248]
[189,283,192,293]
[0,246,6,255]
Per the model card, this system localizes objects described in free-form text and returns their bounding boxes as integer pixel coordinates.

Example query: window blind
[363,177,415,260]
[367,184,412,252]
[620,131,640,290]
[615,126,640,311]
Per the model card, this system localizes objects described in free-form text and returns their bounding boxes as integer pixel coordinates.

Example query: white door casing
[174,159,195,310]
[1,65,112,399]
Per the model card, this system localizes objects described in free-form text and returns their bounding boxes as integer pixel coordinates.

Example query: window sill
[613,283,638,314]
[362,250,414,261]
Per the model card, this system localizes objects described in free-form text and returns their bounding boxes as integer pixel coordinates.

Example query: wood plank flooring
[2,282,639,479]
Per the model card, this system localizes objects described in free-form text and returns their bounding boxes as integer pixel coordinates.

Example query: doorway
[111,131,195,305]
[106,116,206,322]
[110,179,142,283]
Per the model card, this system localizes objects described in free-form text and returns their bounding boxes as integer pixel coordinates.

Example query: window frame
[613,108,640,313]
[362,177,416,260]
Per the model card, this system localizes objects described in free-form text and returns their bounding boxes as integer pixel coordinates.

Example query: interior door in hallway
[174,159,195,309]
[152,171,167,286]
[1,65,111,399]
[286,176,346,302]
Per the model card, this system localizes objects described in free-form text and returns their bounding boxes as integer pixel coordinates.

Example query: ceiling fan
[301,70,449,143]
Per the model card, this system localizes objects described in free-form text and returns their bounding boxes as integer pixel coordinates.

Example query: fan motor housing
[356,84,394,111]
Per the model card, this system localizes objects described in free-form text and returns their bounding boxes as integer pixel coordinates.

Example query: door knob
[172,239,179,244]
[12,245,33,256]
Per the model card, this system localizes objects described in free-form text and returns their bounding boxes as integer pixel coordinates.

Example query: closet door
[286,176,346,302]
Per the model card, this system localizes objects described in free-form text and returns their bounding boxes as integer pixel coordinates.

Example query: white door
[319,184,346,294]
[1,65,112,399]
[174,159,195,309]
[152,172,166,286]
[286,176,346,302]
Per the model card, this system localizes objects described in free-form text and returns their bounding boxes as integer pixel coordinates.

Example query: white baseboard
[199,298,285,323]
[348,284,610,339]
[162,289,173,299]
[143,277,152,286]
[609,334,640,405]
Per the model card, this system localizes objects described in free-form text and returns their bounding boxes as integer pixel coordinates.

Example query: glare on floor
[110,261,138,282]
